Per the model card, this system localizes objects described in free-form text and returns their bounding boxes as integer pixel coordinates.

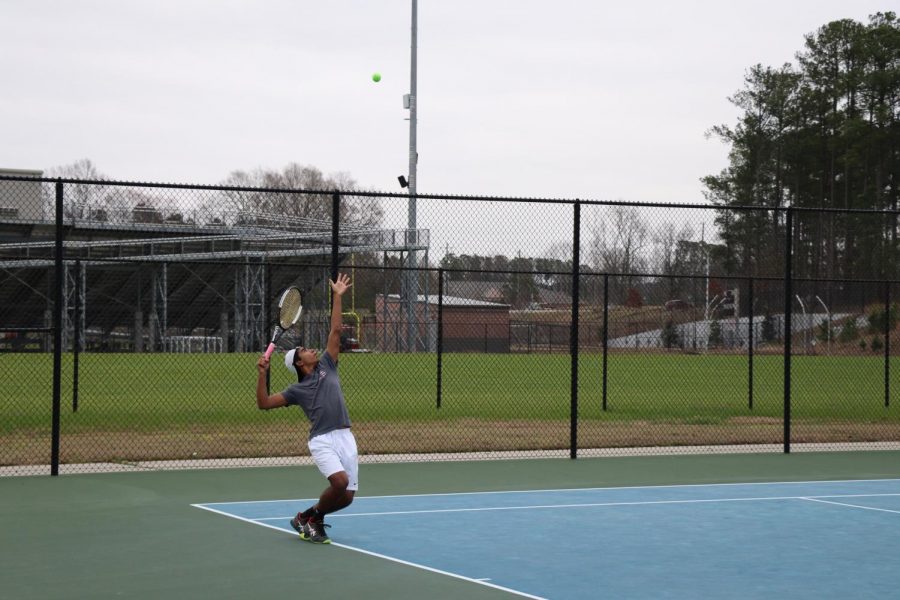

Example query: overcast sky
[0,1,893,256]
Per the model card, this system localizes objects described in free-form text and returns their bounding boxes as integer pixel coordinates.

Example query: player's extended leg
[292,430,359,543]
[317,471,355,513]
[291,472,355,543]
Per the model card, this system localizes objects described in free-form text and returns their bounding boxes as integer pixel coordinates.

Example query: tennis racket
[264,286,303,361]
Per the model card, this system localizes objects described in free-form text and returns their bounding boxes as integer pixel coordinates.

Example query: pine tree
[761,310,777,342]
[708,320,723,348]
[661,319,681,349]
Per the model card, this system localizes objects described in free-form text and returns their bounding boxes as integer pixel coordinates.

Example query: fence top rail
[3,175,900,216]
[2,253,899,285]
[0,228,427,251]
[333,263,900,285]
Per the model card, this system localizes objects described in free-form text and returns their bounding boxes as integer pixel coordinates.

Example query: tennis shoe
[301,519,331,544]
[290,513,308,536]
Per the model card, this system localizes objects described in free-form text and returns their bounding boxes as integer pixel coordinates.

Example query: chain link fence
[1,175,899,475]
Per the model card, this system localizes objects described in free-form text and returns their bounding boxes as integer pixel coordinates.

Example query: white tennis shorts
[308,428,359,491]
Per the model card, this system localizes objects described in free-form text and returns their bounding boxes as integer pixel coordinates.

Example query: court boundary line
[191,503,546,600]
[800,497,900,515]
[198,477,900,507]
[246,493,900,520]
[326,541,547,600]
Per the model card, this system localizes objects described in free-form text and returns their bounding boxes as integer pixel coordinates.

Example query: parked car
[340,325,360,351]
[665,299,693,311]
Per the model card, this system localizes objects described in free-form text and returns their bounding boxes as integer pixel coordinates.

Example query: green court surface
[2,452,900,600]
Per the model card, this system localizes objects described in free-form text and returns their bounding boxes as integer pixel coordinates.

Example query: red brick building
[374,294,510,352]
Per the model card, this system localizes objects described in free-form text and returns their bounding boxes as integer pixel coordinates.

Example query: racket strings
[279,289,303,329]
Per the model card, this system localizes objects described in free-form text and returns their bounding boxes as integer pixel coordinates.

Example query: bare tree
[587,206,650,303]
[43,159,109,219]
[210,163,383,231]
[652,221,695,300]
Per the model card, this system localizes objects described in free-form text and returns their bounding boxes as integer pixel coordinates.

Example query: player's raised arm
[326,273,352,361]
[256,355,287,409]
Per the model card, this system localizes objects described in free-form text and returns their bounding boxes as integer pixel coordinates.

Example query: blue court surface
[194,479,900,599]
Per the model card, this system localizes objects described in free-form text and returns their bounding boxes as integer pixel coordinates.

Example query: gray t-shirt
[281,352,351,440]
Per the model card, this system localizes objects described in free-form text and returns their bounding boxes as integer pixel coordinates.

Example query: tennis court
[4,451,899,600]
[196,478,900,599]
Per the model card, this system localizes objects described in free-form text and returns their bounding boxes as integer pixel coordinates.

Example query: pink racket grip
[263,343,276,361]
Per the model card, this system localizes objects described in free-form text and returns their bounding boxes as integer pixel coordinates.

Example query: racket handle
[264,343,276,360]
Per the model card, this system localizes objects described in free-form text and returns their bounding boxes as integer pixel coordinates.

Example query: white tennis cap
[284,348,298,375]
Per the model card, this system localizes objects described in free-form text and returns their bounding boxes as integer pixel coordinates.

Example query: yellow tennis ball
[372,73,381,82]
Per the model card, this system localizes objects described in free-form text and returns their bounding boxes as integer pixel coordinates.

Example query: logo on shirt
[319,370,326,379]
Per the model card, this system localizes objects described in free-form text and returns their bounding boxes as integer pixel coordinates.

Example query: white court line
[198,477,900,507]
[192,503,297,535]
[249,493,900,521]
[800,497,900,515]
[327,541,546,600]
[191,503,545,600]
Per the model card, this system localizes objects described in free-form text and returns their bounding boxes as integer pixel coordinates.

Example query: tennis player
[255,272,357,544]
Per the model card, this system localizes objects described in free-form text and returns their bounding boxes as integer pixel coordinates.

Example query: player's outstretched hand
[329,272,352,296]
[257,355,270,373]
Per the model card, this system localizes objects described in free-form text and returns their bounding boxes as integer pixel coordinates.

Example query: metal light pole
[404,0,418,352]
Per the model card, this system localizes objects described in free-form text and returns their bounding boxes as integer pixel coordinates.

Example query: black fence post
[783,207,793,454]
[748,277,754,411]
[602,273,609,412]
[885,283,891,408]
[381,252,388,352]
[265,261,271,395]
[437,268,444,409]
[330,192,341,360]
[73,259,81,413]
[51,180,63,476]
[331,193,341,282]
[570,201,581,459]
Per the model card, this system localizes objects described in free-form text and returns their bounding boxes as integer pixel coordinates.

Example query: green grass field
[2,352,899,435]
